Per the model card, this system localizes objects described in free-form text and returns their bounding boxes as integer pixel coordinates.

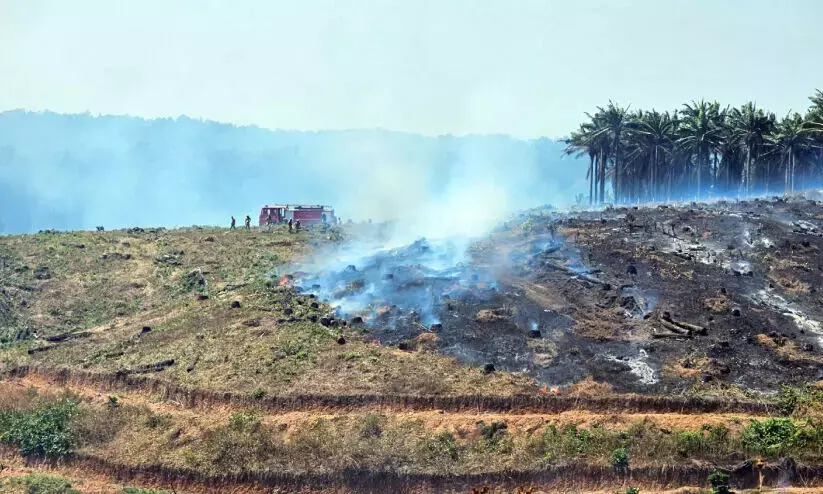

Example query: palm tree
[806,90,823,183]
[564,123,599,205]
[590,102,630,203]
[677,101,724,201]
[626,110,676,201]
[729,102,775,195]
[767,113,813,193]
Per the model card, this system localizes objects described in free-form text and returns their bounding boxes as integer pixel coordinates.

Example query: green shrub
[5,474,80,494]
[778,386,800,416]
[250,388,266,400]
[708,469,730,494]
[560,424,594,455]
[625,488,640,494]
[676,431,704,456]
[477,421,511,451]
[777,385,823,417]
[423,430,459,462]
[0,399,77,458]
[611,447,629,473]
[741,418,797,457]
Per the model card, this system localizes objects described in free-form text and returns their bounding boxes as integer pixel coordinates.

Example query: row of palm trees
[564,90,823,204]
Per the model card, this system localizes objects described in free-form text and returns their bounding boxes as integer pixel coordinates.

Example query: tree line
[564,90,823,204]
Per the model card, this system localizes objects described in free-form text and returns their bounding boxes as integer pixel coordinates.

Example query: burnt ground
[295,196,823,396]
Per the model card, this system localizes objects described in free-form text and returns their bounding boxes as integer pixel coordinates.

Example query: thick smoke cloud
[0,111,586,234]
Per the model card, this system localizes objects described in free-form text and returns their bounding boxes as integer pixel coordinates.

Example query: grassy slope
[4,224,823,492]
[0,226,529,396]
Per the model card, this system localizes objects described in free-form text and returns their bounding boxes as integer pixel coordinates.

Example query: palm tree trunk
[785,154,790,194]
[599,151,606,204]
[791,152,796,193]
[588,153,594,205]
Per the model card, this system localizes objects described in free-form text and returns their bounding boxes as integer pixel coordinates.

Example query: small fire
[538,385,560,395]
[278,274,294,286]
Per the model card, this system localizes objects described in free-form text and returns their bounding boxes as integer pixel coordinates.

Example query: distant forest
[565,90,823,204]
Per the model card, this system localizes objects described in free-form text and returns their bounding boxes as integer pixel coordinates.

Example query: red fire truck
[258,205,335,226]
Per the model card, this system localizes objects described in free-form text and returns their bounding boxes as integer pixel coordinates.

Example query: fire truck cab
[259,204,335,226]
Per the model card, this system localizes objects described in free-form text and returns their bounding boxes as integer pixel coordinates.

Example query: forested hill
[0,111,584,234]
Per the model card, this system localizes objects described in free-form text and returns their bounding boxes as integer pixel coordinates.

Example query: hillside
[0,111,585,235]
[4,197,823,492]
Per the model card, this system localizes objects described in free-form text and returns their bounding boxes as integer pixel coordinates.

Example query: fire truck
[258,205,335,226]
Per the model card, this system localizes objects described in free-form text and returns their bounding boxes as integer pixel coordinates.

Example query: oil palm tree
[626,110,676,201]
[677,101,724,201]
[767,113,813,193]
[729,102,775,195]
[590,102,630,203]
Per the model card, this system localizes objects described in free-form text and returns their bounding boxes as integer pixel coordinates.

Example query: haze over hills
[0,110,585,235]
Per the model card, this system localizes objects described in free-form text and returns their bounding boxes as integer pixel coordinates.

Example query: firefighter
[267,213,273,226]
[548,222,556,240]
[288,218,294,233]
[295,219,302,232]
[244,215,251,230]
[230,216,236,230]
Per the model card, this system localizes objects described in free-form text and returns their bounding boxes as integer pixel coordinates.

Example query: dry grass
[0,227,539,397]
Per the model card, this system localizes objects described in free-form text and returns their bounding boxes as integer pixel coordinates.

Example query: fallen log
[27,345,56,355]
[186,356,199,373]
[670,319,707,335]
[651,331,689,339]
[658,319,691,336]
[543,262,608,286]
[661,314,708,335]
[45,330,92,343]
[117,359,176,376]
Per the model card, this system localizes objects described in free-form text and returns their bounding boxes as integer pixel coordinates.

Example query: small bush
[676,431,704,456]
[359,413,383,438]
[250,388,266,400]
[0,399,77,458]
[5,474,80,494]
[708,469,730,494]
[611,447,629,473]
[423,430,459,462]
[477,421,510,451]
[625,488,640,494]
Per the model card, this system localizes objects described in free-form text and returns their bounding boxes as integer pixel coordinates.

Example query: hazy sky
[2,0,822,138]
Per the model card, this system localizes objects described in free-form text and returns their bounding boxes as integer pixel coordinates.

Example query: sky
[1,0,823,138]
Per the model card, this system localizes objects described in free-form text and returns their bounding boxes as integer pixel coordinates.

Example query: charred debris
[277,195,823,395]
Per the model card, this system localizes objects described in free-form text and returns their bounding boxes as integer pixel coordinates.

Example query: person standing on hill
[288,218,294,233]
[244,215,251,230]
[230,216,236,230]
[295,219,301,232]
